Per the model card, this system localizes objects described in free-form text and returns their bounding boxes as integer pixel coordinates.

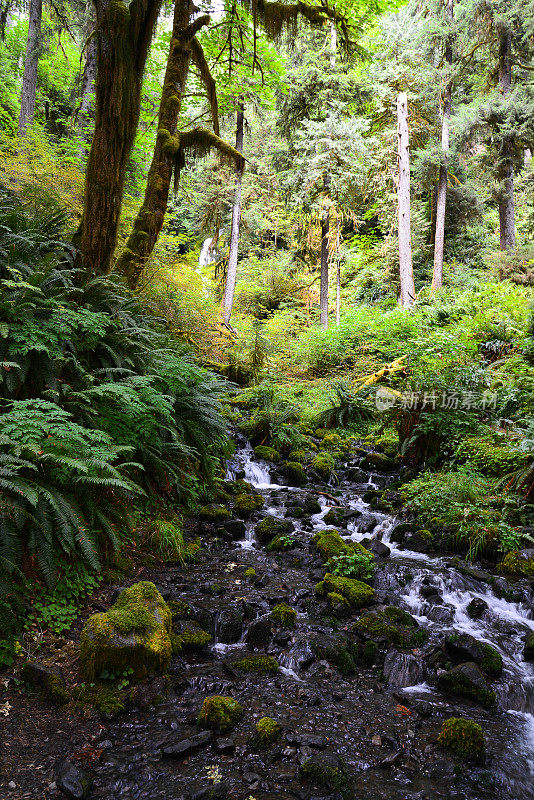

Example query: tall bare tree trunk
[115,0,199,289]
[222,100,245,327]
[335,215,341,326]
[498,26,516,250]
[18,0,42,135]
[76,8,97,153]
[76,0,163,276]
[432,0,454,291]
[320,209,329,329]
[397,92,415,308]
[0,0,13,40]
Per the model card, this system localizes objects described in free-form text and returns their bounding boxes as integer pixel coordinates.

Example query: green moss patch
[438,718,485,762]
[255,515,294,544]
[254,445,281,463]
[199,504,231,521]
[197,695,243,731]
[233,655,279,674]
[315,573,374,608]
[270,602,297,627]
[254,716,283,745]
[234,493,265,518]
[312,453,335,479]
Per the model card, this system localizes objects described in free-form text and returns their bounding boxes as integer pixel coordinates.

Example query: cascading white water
[196,233,221,297]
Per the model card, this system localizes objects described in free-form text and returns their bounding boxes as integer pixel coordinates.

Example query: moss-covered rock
[254,716,283,746]
[437,662,496,707]
[352,612,409,647]
[254,445,281,463]
[266,533,296,551]
[315,573,374,608]
[280,461,307,487]
[438,717,485,762]
[197,695,243,731]
[270,602,297,627]
[233,493,265,518]
[300,752,348,792]
[497,549,534,577]
[21,662,69,705]
[80,582,172,682]
[323,508,345,526]
[255,515,294,544]
[360,452,397,472]
[172,622,212,653]
[233,655,279,674]
[312,453,336,480]
[168,600,192,619]
[312,530,355,560]
[445,633,502,677]
[287,449,308,463]
[320,432,344,450]
[327,591,352,618]
[524,634,534,661]
[199,504,231,522]
[243,567,256,580]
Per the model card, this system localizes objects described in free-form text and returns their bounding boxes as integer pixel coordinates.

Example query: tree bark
[115,0,199,289]
[0,0,13,40]
[77,0,164,276]
[397,92,415,308]
[222,99,245,327]
[320,209,329,329]
[498,26,516,250]
[76,9,97,152]
[432,0,454,291]
[335,215,340,326]
[18,0,42,135]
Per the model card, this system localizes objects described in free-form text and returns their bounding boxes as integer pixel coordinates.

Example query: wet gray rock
[367,539,391,558]
[214,737,235,754]
[523,633,534,661]
[445,632,502,676]
[216,606,244,643]
[383,650,425,688]
[358,514,379,533]
[245,617,272,648]
[162,730,212,759]
[466,597,488,619]
[436,661,496,706]
[426,605,454,625]
[222,520,246,540]
[54,759,91,799]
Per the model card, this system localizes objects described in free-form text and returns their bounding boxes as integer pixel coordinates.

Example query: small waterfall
[196,233,221,297]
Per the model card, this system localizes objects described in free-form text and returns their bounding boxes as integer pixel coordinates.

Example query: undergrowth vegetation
[0,192,230,662]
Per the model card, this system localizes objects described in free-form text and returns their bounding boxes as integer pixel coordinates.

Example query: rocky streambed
[6,435,534,800]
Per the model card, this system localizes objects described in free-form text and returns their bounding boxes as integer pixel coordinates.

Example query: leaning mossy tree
[114,0,356,289]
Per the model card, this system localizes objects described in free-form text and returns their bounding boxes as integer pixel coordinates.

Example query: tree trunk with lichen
[76,0,163,276]
[18,0,42,135]
[222,100,245,327]
[320,209,329,329]
[115,0,199,289]
[432,0,454,291]
[397,92,415,308]
[76,8,97,155]
[497,26,516,251]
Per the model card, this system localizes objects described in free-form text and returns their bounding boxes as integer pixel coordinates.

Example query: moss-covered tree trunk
[77,0,163,276]
[115,0,202,289]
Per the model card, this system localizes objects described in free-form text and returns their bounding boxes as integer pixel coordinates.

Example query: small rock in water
[384,650,425,688]
[54,759,92,800]
[467,597,488,619]
[162,730,212,759]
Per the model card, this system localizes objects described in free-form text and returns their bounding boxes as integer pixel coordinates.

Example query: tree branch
[191,37,220,136]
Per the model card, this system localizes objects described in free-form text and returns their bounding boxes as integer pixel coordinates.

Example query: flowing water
[89,438,534,799]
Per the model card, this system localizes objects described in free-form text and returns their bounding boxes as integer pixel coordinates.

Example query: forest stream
[72,436,534,800]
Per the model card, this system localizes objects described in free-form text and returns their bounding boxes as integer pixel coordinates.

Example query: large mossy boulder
[80,582,172,682]
[312,453,335,480]
[255,515,294,544]
[233,493,265,518]
[254,445,281,464]
[199,504,231,522]
[497,549,534,577]
[315,573,374,609]
[445,633,502,677]
[437,662,496,707]
[197,695,243,731]
[280,460,307,487]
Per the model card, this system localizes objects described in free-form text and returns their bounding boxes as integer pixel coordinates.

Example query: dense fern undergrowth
[0,192,231,655]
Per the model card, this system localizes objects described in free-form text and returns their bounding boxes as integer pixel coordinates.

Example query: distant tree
[397,91,415,307]
[18,0,42,134]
